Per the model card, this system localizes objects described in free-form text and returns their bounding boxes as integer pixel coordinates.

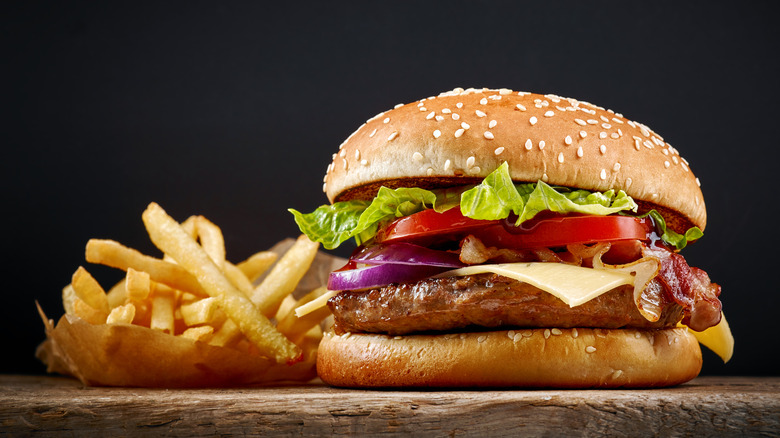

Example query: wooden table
[1,375,778,436]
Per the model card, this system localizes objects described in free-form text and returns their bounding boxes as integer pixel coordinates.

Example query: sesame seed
[369,128,377,138]
[610,132,620,139]
[466,156,476,168]
[579,131,587,138]
[480,98,488,105]
[484,131,494,139]
[664,161,671,168]
[634,138,642,150]
[417,101,425,107]
[393,103,404,109]
[361,159,368,166]
[529,116,538,125]
[475,110,487,117]
[643,140,654,149]
[626,177,633,188]
[524,139,533,150]
[433,130,441,138]
[544,110,554,117]
[426,111,435,120]
[419,107,427,112]
[513,333,523,342]
[572,328,579,338]
[454,128,465,138]
[426,168,434,176]
[600,144,607,154]
[461,122,470,130]
[452,113,460,120]
[640,126,650,137]
[587,119,598,125]
[544,329,551,339]
[613,369,623,379]
[538,140,546,150]
[507,330,515,339]
[662,148,669,155]
[600,115,610,122]
[394,336,403,340]
[383,117,390,124]
[339,149,346,158]
[627,120,637,128]
[342,332,352,339]
[577,146,584,158]
[575,119,587,126]
[600,169,607,180]
[551,328,562,335]
[489,119,497,128]
[565,135,573,145]
[586,346,597,353]
[413,152,424,162]
[456,102,463,108]
[477,335,487,343]
[613,162,621,171]
[355,149,360,160]
[516,104,527,111]
[672,156,679,164]
[444,159,452,171]
[441,108,452,114]
[542,173,549,182]
[494,147,505,155]
[387,131,398,141]
[612,117,624,124]
[499,88,512,95]
[599,132,607,139]
[635,331,642,339]
[435,115,445,122]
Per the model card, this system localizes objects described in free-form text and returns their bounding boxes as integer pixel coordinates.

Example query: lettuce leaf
[290,162,699,250]
[460,162,638,224]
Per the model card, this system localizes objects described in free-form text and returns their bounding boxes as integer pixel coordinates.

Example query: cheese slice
[438,263,635,307]
[681,312,734,363]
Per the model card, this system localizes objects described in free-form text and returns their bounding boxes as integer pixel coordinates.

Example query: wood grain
[1,375,778,436]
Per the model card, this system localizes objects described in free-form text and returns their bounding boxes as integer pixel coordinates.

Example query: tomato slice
[376,208,651,249]
[376,207,498,244]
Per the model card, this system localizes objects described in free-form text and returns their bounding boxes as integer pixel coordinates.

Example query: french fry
[125,268,152,301]
[72,298,108,324]
[195,216,226,269]
[276,286,329,342]
[106,303,136,325]
[180,325,214,342]
[141,202,301,363]
[251,235,319,317]
[86,239,208,297]
[179,297,220,326]
[208,320,242,347]
[274,294,298,322]
[62,284,77,315]
[71,267,110,314]
[105,280,127,309]
[237,251,278,283]
[223,261,254,296]
[150,285,176,334]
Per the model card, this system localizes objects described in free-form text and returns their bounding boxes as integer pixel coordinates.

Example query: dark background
[3,1,778,376]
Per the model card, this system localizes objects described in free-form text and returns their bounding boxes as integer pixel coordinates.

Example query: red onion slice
[327,263,446,291]
[350,242,465,268]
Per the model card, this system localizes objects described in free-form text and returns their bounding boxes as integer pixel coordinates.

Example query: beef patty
[329,273,683,335]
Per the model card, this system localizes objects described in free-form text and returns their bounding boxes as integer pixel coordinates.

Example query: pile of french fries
[37,202,329,387]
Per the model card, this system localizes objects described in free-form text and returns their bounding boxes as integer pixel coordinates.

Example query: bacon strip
[644,247,722,331]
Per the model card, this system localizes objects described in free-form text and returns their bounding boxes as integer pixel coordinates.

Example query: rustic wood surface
[1,375,778,436]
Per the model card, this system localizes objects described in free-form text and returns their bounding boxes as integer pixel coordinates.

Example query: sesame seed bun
[324,87,706,232]
[317,327,702,388]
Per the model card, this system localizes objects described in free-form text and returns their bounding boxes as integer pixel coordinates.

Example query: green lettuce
[290,162,701,250]
[640,210,704,251]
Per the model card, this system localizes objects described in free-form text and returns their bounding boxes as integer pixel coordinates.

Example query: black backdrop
[4,1,778,376]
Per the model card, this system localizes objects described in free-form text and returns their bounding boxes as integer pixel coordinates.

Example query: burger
[290,87,733,388]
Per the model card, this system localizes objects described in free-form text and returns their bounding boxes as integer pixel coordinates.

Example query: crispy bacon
[644,247,722,331]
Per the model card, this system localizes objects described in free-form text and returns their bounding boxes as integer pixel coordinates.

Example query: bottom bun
[317,327,702,388]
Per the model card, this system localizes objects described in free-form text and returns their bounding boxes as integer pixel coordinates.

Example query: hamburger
[290,87,733,388]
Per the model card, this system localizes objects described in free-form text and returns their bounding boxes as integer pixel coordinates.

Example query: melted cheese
[682,312,734,363]
[438,263,635,307]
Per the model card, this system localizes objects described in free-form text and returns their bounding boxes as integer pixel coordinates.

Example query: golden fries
[251,234,319,317]
[85,239,208,297]
[141,202,301,364]
[42,201,332,387]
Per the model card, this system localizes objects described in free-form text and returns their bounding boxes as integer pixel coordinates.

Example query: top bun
[323,88,706,231]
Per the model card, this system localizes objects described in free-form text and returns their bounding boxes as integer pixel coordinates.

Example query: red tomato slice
[375,207,498,243]
[376,208,651,249]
